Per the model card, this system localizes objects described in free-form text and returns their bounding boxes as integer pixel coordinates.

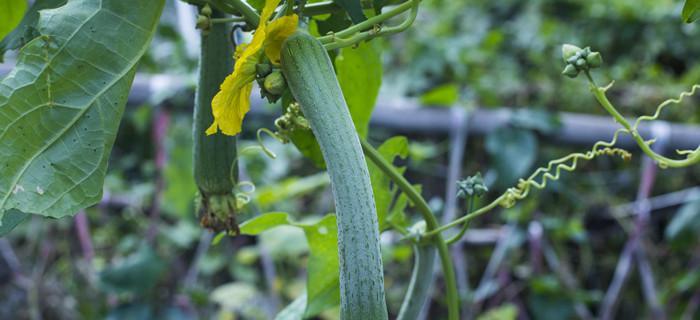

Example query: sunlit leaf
[420,83,459,106]
[682,0,700,23]
[0,0,165,219]
[0,0,27,41]
[0,0,67,62]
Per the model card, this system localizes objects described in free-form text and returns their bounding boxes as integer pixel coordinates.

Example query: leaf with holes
[0,0,165,220]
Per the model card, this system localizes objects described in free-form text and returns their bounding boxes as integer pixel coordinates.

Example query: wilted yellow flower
[207,0,298,136]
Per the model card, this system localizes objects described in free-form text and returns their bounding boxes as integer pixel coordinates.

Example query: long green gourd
[280,31,388,320]
[193,10,239,232]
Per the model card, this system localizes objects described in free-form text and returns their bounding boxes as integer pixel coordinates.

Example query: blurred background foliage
[0,0,699,319]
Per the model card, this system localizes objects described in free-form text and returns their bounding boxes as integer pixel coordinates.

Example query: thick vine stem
[397,244,437,320]
[221,0,260,26]
[361,139,460,320]
[585,72,700,168]
[320,0,419,50]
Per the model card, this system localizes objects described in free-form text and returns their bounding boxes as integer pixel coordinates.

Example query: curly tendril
[500,146,632,208]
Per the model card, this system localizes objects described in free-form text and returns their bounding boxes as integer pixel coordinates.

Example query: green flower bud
[562,44,582,61]
[575,58,587,68]
[581,46,591,57]
[562,64,579,78]
[201,4,213,17]
[196,15,210,30]
[264,71,286,96]
[586,51,603,68]
[256,63,272,77]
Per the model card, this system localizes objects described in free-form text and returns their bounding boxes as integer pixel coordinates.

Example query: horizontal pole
[1,67,698,153]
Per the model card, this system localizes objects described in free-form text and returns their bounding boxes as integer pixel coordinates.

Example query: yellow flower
[207,0,298,136]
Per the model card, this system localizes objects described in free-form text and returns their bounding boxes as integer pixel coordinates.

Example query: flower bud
[562,44,582,61]
[575,58,587,68]
[201,4,213,17]
[196,15,210,30]
[562,64,579,78]
[256,63,272,77]
[586,51,603,68]
[264,71,286,95]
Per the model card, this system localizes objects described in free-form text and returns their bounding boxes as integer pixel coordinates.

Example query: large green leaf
[240,212,340,318]
[0,0,67,62]
[683,0,700,23]
[0,0,165,220]
[335,41,382,138]
[0,0,27,41]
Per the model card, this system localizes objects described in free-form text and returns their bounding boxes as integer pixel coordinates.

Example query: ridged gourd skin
[281,32,388,320]
[193,11,238,195]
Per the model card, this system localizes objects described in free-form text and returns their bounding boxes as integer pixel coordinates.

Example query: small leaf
[336,40,382,138]
[239,212,291,235]
[332,0,366,23]
[682,0,700,23]
[420,83,459,106]
[0,0,27,40]
[477,304,518,320]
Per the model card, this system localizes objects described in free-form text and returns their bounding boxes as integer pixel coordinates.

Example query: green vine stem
[397,244,437,320]
[361,139,460,320]
[301,0,405,16]
[320,0,419,50]
[221,0,260,26]
[444,196,473,245]
[424,145,631,238]
[585,72,700,168]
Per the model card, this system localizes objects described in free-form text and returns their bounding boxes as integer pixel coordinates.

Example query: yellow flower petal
[264,14,298,65]
[207,0,286,136]
[207,53,259,136]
